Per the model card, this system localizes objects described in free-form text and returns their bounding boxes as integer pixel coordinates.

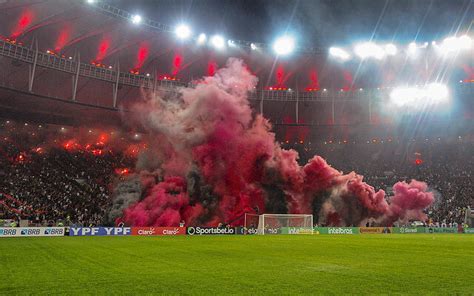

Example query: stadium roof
[1,0,472,87]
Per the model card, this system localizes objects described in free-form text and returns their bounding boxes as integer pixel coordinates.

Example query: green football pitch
[1,234,473,295]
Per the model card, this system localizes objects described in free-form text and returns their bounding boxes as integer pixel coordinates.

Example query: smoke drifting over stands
[106,59,434,227]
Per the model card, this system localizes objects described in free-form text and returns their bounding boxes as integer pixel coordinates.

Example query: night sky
[112,0,473,47]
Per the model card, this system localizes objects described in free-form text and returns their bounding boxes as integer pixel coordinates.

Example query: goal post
[247,214,313,235]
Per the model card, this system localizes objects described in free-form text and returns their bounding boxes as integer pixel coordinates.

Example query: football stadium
[0,0,473,294]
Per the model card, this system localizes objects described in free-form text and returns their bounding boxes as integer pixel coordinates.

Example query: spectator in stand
[0,120,472,227]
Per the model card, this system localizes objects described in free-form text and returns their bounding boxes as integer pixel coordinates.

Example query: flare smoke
[110,58,434,227]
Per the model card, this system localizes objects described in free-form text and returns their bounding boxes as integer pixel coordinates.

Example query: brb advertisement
[0,227,65,237]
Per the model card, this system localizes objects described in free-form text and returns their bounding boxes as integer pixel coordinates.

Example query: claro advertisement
[131,227,186,236]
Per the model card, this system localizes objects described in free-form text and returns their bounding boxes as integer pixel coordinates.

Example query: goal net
[245,214,313,235]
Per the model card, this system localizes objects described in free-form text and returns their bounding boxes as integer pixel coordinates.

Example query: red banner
[131,227,186,236]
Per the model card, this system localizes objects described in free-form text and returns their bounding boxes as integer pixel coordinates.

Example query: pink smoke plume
[383,180,434,224]
[114,58,434,227]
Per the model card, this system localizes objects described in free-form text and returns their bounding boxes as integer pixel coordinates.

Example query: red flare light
[55,28,70,51]
[172,54,182,76]
[134,43,149,70]
[129,68,140,75]
[266,86,288,91]
[115,168,130,175]
[91,61,107,68]
[91,149,103,156]
[207,61,217,76]
[12,10,34,38]
[160,75,179,81]
[96,38,110,61]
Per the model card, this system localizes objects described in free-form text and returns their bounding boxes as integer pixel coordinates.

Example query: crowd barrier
[0,226,473,237]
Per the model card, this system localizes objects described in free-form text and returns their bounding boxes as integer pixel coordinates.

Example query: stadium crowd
[288,137,474,226]
[0,122,134,226]
[1,121,472,227]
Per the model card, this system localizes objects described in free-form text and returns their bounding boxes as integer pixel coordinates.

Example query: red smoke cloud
[172,54,182,76]
[55,27,71,51]
[134,43,149,69]
[96,38,110,61]
[117,59,434,227]
[12,10,34,38]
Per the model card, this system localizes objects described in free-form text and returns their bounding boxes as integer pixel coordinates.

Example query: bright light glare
[458,35,472,48]
[273,36,295,55]
[211,35,225,49]
[175,24,191,39]
[390,83,449,107]
[86,0,96,3]
[354,42,385,59]
[329,47,351,61]
[384,43,397,55]
[407,42,417,56]
[250,43,257,50]
[426,83,449,101]
[197,33,206,44]
[131,14,142,24]
[439,35,472,54]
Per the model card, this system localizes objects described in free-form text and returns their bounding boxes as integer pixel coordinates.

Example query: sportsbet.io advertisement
[186,227,236,235]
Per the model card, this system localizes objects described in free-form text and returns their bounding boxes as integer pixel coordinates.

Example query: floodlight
[273,36,295,55]
[329,47,350,61]
[197,33,206,44]
[211,35,225,49]
[131,15,142,24]
[354,42,385,59]
[175,24,191,39]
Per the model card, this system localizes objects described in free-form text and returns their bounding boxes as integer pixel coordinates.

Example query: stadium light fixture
[250,43,258,50]
[273,35,295,56]
[211,35,225,49]
[227,40,236,47]
[329,47,351,61]
[131,14,142,25]
[175,24,191,39]
[354,42,385,59]
[197,33,207,44]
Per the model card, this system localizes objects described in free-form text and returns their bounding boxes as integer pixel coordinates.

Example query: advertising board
[0,227,65,237]
[186,227,235,235]
[131,227,186,236]
[69,227,131,236]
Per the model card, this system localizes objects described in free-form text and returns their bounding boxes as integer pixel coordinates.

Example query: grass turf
[0,234,473,295]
